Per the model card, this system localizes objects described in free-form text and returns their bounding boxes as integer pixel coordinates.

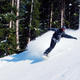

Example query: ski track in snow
[0,29,80,80]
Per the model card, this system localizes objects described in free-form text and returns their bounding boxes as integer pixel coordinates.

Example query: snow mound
[0,29,80,80]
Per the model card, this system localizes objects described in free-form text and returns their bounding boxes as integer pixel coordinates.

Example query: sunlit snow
[0,29,80,80]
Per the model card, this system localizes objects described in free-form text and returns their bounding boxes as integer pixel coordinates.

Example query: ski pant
[44,39,56,55]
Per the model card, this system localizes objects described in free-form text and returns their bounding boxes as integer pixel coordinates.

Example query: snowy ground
[0,29,80,80]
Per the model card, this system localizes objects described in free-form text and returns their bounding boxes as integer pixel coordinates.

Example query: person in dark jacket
[43,27,77,56]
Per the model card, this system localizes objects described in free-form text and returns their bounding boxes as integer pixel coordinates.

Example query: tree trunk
[61,0,65,27]
[50,2,53,28]
[9,0,15,28]
[61,8,64,27]
[16,0,20,50]
[27,0,34,43]
[30,0,34,27]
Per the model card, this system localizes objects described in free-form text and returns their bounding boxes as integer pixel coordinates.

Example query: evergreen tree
[0,0,79,57]
[16,0,20,50]
[27,0,40,42]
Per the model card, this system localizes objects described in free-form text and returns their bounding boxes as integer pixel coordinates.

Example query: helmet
[61,26,66,31]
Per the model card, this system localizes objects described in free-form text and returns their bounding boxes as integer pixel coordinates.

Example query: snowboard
[42,55,48,59]
[42,53,54,60]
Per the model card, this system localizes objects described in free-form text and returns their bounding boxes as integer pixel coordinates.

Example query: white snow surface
[0,29,80,80]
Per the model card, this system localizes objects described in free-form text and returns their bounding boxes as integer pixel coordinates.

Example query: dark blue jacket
[51,28,77,42]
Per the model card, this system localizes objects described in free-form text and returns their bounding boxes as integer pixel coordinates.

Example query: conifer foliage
[0,0,79,57]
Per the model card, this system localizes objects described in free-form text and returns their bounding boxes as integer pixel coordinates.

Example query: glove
[74,37,77,40]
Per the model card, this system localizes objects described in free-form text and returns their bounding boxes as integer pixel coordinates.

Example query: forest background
[0,0,79,57]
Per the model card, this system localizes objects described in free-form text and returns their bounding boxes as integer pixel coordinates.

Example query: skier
[43,27,77,56]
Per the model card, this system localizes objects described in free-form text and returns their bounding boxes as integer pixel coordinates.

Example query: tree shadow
[3,51,44,64]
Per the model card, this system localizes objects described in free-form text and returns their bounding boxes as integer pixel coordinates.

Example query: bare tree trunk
[30,0,34,27]
[61,0,65,27]
[27,0,34,43]
[9,20,12,28]
[61,8,64,27]
[16,0,20,50]
[9,0,15,28]
[50,2,53,28]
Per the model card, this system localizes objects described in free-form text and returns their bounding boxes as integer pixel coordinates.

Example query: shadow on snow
[3,50,45,64]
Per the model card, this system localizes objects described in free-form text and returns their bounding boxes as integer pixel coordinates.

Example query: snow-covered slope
[0,29,80,80]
